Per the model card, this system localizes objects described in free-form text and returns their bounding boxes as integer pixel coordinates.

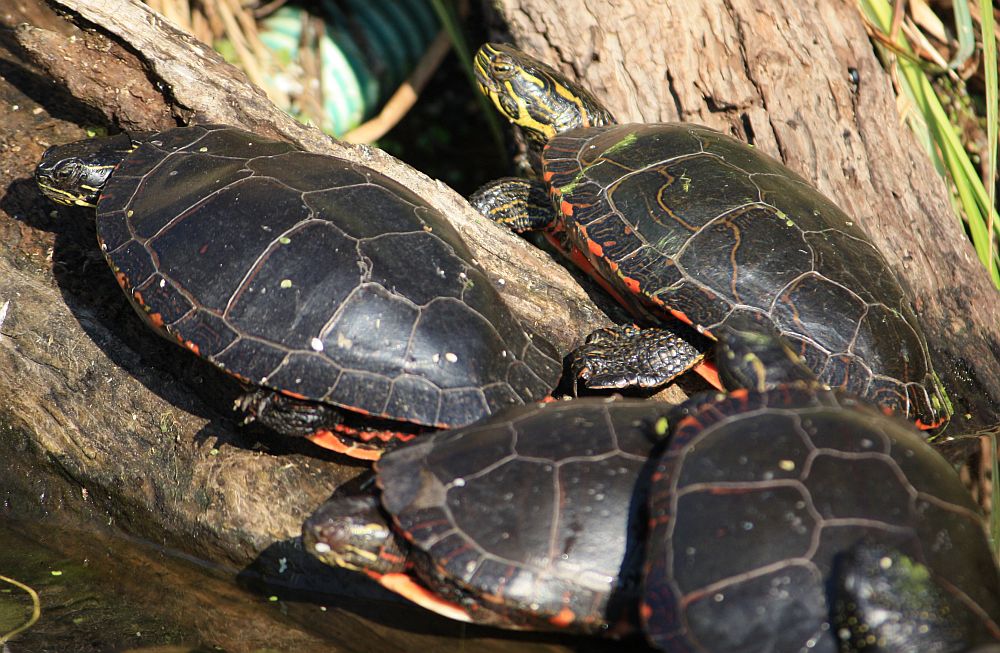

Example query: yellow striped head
[35,133,134,208]
[302,494,407,576]
[474,43,615,152]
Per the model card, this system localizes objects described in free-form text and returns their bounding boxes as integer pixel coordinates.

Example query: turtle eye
[491,56,515,80]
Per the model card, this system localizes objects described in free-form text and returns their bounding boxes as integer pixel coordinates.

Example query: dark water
[0,515,635,653]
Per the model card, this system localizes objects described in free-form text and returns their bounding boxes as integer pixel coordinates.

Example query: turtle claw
[236,388,343,438]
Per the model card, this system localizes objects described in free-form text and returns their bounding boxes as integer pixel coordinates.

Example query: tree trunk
[491,0,1000,432]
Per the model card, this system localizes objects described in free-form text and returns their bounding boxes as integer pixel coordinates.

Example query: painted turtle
[469,43,950,431]
[303,328,998,647]
[642,333,1000,652]
[35,125,562,459]
[303,395,669,633]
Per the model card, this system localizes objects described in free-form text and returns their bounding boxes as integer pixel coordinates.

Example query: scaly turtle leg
[572,324,708,390]
[236,389,390,460]
[469,177,555,232]
[237,388,343,437]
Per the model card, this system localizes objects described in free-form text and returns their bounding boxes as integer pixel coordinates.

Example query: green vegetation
[859,0,1000,288]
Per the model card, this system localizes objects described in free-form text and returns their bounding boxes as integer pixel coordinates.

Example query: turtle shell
[95,125,562,429]
[642,385,1000,652]
[374,397,671,632]
[543,123,947,428]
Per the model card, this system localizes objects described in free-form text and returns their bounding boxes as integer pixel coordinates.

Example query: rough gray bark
[491,0,1000,432]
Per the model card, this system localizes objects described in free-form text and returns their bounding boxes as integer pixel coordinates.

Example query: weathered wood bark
[491,0,1000,432]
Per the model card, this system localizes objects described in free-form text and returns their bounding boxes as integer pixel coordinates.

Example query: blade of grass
[0,575,40,644]
[859,0,1000,288]
[947,0,976,69]
[984,1,1000,557]
[981,0,998,283]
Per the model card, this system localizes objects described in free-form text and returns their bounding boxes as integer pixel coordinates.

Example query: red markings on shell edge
[355,428,417,444]
[668,308,695,328]
[560,200,575,217]
[306,430,382,461]
[914,416,947,431]
[377,572,473,623]
[695,360,723,391]
[585,238,604,258]
[330,420,414,445]
[181,339,200,356]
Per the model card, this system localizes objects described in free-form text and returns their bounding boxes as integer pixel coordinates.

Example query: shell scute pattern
[376,399,667,628]
[643,387,999,652]
[98,125,561,427]
[544,122,939,421]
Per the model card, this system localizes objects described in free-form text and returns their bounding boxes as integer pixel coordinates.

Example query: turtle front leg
[469,178,556,232]
[572,324,709,390]
[236,388,343,437]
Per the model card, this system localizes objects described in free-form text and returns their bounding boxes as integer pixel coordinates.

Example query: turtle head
[474,43,615,153]
[35,133,134,208]
[302,494,407,576]
[717,318,817,392]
